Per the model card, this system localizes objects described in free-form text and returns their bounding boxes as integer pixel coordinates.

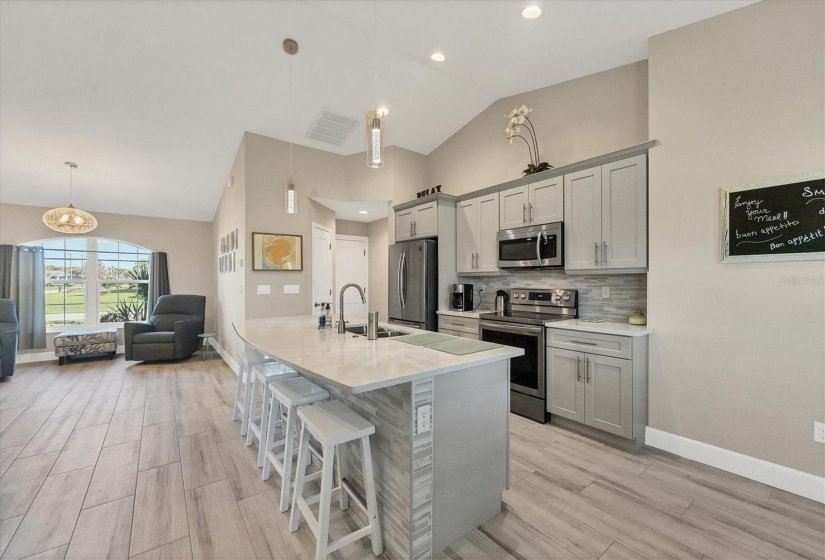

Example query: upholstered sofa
[124,295,205,361]
[0,299,18,378]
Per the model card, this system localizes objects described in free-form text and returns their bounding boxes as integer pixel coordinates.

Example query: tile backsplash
[458,270,646,322]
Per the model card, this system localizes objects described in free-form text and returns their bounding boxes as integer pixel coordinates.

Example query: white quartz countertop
[233,315,523,394]
[436,309,487,319]
[547,319,653,337]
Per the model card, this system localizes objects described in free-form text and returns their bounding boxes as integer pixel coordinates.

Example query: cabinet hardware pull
[594,242,599,265]
[529,203,533,222]
[602,241,607,265]
[410,222,413,237]
[571,340,597,345]
[414,221,417,237]
[475,252,479,268]
[586,357,591,383]
[576,356,581,382]
[523,204,527,224]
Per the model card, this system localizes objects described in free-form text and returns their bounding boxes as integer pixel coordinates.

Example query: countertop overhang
[233,315,524,394]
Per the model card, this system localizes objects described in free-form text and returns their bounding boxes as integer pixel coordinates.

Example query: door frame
[311,222,333,314]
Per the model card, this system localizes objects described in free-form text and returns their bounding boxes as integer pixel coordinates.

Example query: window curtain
[0,244,13,299]
[148,251,170,316]
[15,245,46,350]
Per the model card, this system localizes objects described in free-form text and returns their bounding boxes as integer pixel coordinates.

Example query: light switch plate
[283,285,300,295]
[256,285,271,295]
[602,286,610,299]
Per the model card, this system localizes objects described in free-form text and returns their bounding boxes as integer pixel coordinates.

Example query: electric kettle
[495,290,509,312]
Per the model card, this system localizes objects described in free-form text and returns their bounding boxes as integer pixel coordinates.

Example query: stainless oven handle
[480,321,544,335]
[535,233,543,263]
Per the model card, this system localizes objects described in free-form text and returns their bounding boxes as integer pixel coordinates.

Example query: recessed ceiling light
[431,52,446,62]
[359,210,369,214]
[522,6,542,19]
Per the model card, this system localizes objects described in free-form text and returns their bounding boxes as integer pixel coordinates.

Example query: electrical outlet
[416,404,431,434]
[478,285,486,294]
[814,421,825,444]
[602,286,610,299]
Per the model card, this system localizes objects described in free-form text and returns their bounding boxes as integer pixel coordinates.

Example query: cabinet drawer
[547,329,631,359]
[440,328,479,341]
[438,316,479,335]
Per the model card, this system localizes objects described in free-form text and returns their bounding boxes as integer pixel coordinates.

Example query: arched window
[26,238,151,329]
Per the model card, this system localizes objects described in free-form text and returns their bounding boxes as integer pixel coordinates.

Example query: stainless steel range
[479,288,578,422]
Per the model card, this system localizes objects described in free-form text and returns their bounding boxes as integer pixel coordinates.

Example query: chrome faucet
[338,283,366,333]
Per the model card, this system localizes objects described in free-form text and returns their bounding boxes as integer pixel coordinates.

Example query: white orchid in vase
[505,104,552,175]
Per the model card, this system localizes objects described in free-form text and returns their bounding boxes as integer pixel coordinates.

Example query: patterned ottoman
[54,328,119,365]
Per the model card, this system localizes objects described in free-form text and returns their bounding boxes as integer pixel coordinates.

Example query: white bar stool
[245,362,298,463]
[232,350,274,436]
[262,377,329,512]
[290,400,382,560]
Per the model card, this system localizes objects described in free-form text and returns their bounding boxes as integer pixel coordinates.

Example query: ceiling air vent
[305,108,360,146]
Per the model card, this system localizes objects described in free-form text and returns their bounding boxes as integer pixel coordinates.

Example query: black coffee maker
[450,284,474,311]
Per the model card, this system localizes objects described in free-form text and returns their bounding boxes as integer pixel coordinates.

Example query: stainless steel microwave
[497,222,563,269]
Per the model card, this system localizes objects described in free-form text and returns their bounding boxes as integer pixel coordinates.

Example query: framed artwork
[220,237,225,254]
[252,232,303,271]
[219,256,223,273]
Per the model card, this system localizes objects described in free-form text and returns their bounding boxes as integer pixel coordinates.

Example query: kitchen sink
[344,325,410,338]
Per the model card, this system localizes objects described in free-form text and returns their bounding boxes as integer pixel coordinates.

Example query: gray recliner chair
[0,299,19,379]
[125,295,205,362]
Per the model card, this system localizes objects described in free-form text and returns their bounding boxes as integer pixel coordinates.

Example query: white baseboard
[209,338,239,376]
[645,426,825,504]
[17,345,126,364]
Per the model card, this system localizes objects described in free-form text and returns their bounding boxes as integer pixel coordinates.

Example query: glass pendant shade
[285,178,297,214]
[43,162,97,233]
[367,109,385,168]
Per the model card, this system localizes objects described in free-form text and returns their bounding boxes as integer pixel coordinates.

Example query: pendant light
[284,38,298,214]
[367,0,385,168]
[42,162,97,234]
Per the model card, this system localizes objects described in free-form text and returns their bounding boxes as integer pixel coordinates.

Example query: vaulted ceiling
[0,0,754,221]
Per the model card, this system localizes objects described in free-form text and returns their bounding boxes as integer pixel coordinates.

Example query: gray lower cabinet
[547,329,647,445]
[438,315,480,340]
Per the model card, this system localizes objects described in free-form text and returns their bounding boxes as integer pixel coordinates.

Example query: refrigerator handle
[400,252,407,309]
[397,252,405,309]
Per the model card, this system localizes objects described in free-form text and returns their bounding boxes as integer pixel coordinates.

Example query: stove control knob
[520,293,526,299]
[563,293,570,301]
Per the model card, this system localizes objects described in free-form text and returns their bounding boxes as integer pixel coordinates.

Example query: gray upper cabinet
[457,194,499,274]
[395,200,438,242]
[564,154,647,272]
[499,177,563,231]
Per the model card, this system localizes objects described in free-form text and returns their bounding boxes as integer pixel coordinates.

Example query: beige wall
[0,202,215,351]
[335,220,369,237]
[648,0,825,476]
[426,61,649,198]
[212,135,246,359]
[368,218,389,320]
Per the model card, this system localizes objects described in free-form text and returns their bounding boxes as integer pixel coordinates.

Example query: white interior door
[312,223,333,314]
[335,235,369,319]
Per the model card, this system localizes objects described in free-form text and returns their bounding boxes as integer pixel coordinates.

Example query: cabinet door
[395,209,413,242]
[546,348,585,423]
[564,166,602,271]
[529,177,563,225]
[413,201,438,238]
[602,155,647,270]
[584,354,632,438]
[456,199,477,274]
[499,186,529,230]
[475,194,500,273]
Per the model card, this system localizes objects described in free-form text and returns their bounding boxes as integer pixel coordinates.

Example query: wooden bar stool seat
[245,362,298,465]
[233,350,274,436]
[262,377,329,512]
[289,400,382,560]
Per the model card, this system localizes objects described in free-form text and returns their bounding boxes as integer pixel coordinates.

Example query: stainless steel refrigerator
[388,239,438,331]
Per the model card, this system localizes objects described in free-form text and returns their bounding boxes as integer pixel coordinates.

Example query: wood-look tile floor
[0,358,822,560]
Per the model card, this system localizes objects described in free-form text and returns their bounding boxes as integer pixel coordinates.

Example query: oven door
[497,223,562,268]
[480,321,545,398]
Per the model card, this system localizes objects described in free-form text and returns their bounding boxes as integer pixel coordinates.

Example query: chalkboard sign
[721,172,824,263]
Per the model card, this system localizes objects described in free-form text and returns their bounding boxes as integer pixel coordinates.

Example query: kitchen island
[233,316,523,559]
